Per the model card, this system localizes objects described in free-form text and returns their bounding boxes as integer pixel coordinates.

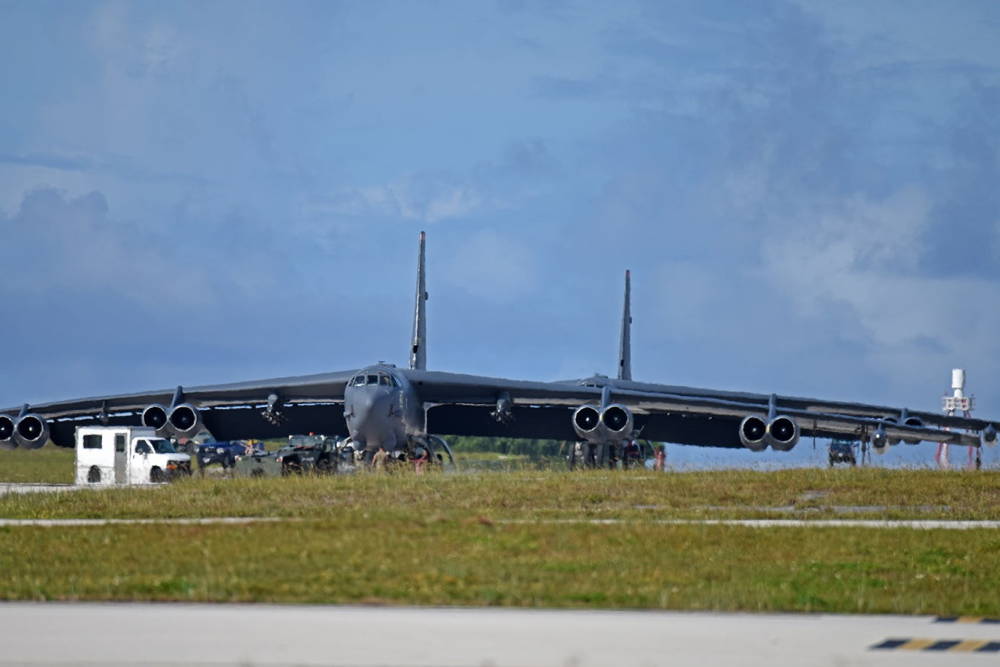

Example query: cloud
[350,175,486,223]
[315,139,558,224]
[442,230,539,303]
[1,187,220,309]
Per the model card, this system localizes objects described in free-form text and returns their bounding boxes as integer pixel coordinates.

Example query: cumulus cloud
[315,139,557,224]
[326,174,486,223]
[1,187,219,309]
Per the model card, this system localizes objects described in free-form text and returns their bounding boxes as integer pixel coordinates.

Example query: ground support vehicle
[75,426,192,485]
[828,439,857,467]
[196,441,263,470]
[275,435,339,475]
[233,435,339,477]
[232,450,282,477]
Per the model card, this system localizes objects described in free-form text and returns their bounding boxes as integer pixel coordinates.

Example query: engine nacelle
[573,405,602,440]
[983,424,997,447]
[168,403,201,437]
[901,414,923,445]
[872,424,888,453]
[14,414,49,449]
[572,404,635,442]
[0,414,17,450]
[766,416,799,451]
[141,404,170,435]
[601,404,633,436]
[739,415,767,452]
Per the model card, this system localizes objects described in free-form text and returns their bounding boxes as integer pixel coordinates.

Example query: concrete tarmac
[0,603,998,666]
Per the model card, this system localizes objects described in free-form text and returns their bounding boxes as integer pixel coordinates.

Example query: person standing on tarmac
[372,446,389,471]
[654,444,666,471]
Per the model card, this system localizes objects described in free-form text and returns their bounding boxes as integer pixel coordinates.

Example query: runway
[0,603,997,666]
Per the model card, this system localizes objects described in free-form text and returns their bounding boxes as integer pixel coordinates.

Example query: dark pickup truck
[196,441,264,470]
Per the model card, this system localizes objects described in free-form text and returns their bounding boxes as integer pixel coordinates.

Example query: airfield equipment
[75,426,191,485]
[937,368,993,469]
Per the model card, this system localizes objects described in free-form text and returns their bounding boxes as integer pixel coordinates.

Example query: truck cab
[75,426,192,485]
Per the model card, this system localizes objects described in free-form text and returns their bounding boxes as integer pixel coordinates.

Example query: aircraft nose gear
[490,393,514,424]
[407,435,456,469]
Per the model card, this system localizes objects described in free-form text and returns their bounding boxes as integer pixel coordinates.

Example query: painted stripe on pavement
[872,638,1000,652]
[499,519,1000,529]
[0,517,287,527]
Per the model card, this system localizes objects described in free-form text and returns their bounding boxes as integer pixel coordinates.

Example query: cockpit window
[350,373,397,387]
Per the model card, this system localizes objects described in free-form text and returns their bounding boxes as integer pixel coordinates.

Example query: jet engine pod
[0,414,17,450]
[881,417,901,445]
[766,416,799,452]
[872,424,888,454]
[168,403,201,437]
[899,415,923,445]
[739,415,768,452]
[14,414,49,449]
[983,424,997,447]
[601,404,633,436]
[141,404,170,434]
[573,405,602,440]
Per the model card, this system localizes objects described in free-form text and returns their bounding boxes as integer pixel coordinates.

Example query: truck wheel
[281,458,301,476]
[251,469,264,478]
[87,466,101,483]
[150,467,166,483]
[316,456,335,474]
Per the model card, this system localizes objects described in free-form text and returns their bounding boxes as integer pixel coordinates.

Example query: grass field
[0,465,998,613]
[0,444,74,484]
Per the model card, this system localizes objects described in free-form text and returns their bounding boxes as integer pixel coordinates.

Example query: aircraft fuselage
[343,365,422,451]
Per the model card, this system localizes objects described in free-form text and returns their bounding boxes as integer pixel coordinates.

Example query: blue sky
[2,1,999,466]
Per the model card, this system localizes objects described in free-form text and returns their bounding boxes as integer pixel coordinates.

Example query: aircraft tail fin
[618,269,632,381]
[409,231,428,370]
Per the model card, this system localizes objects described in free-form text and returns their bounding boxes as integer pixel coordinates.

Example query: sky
[1,0,999,467]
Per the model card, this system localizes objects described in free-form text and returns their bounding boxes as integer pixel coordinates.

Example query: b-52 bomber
[1,232,997,464]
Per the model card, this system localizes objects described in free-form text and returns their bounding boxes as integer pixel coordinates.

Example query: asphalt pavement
[0,603,997,666]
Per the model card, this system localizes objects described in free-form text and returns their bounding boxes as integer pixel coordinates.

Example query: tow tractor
[75,426,192,485]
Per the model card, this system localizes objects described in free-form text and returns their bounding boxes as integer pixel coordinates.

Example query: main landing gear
[567,440,649,470]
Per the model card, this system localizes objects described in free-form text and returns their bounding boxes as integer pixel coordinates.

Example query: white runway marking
[0,517,285,527]
[1,516,998,529]
[0,603,996,666]
[501,518,1000,529]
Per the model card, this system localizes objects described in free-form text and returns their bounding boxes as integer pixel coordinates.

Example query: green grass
[1,515,998,614]
[1,467,999,521]
[0,444,74,484]
[1,469,999,613]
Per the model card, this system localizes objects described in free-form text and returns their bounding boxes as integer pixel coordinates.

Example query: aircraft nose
[349,390,392,438]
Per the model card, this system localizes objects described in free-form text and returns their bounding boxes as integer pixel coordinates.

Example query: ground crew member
[654,444,666,471]
[372,446,388,471]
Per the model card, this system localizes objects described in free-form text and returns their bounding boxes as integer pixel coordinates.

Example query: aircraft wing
[608,380,1000,437]
[411,371,982,448]
[0,370,358,446]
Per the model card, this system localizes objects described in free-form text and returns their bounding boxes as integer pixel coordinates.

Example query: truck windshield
[150,439,176,454]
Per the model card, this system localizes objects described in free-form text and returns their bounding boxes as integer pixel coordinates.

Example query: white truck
[75,426,192,486]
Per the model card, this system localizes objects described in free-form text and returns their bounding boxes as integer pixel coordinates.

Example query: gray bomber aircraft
[1,232,997,463]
